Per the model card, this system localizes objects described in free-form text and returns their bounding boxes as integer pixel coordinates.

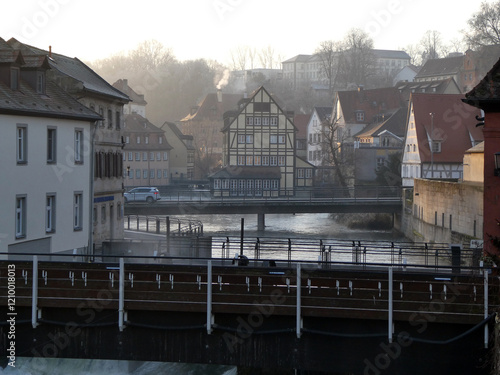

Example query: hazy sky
[1,0,492,64]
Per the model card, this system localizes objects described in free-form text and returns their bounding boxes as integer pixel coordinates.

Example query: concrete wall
[401,179,483,244]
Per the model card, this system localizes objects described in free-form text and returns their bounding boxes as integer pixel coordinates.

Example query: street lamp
[429,112,434,179]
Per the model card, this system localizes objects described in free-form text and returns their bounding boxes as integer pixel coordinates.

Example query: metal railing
[135,186,402,204]
[125,215,203,236]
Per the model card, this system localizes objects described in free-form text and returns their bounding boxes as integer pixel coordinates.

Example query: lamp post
[429,112,434,179]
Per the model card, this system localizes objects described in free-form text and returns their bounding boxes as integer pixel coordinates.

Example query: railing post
[31,255,39,328]
[166,216,170,252]
[296,263,302,339]
[119,258,125,332]
[127,215,130,230]
[207,260,213,334]
[388,266,393,343]
[484,268,489,348]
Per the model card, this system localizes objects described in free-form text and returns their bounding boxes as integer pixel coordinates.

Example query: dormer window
[10,68,20,90]
[36,71,45,94]
[355,111,365,122]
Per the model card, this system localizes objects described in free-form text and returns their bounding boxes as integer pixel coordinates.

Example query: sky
[0,0,493,65]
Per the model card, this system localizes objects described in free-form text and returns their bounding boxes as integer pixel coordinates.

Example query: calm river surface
[2,213,405,375]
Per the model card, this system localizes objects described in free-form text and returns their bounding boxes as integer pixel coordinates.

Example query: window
[136,169,141,179]
[254,117,261,126]
[143,169,148,179]
[128,152,133,161]
[150,169,155,179]
[254,102,270,112]
[101,205,106,223]
[163,152,168,160]
[16,125,27,164]
[270,156,277,166]
[135,152,141,161]
[270,135,278,144]
[163,169,168,178]
[115,111,121,130]
[136,136,141,144]
[73,193,83,230]
[356,111,365,122]
[98,107,104,127]
[15,195,26,238]
[246,117,254,126]
[297,169,304,178]
[145,136,149,144]
[156,152,161,161]
[143,152,148,161]
[431,141,441,153]
[278,135,286,144]
[74,129,83,164]
[157,169,161,179]
[270,117,278,126]
[107,109,113,128]
[254,155,261,166]
[10,68,20,90]
[262,156,269,166]
[125,136,130,144]
[222,179,229,189]
[46,194,56,233]
[159,136,163,144]
[271,180,279,190]
[246,135,253,144]
[150,152,154,161]
[214,179,221,189]
[246,156,253,165]
[238,155,245,165]
[37,71,45,94]
[262,117,269,126]
[263,180,270,190]
[238,134,246,144]
[278,156,285,166]
[305,169,312,178]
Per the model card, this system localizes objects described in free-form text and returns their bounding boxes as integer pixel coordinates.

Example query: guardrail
[131,186,403,204]
[0,255,497,333]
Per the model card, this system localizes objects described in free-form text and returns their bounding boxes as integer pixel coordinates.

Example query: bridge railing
[124,215,203,236]
[0,255,497,332]
[145,186,402,203]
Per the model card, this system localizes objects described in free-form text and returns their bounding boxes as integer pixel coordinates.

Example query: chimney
[217,88,222,103]
[49,45,52,58]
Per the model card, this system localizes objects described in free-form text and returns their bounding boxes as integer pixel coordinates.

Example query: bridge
[124,186,403,230]
[1,249,498,374]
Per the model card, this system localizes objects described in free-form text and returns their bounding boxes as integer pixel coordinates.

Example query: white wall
[0,114,92,255]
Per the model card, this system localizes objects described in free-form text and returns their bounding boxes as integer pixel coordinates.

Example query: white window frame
[16,125,27,164]
[15,195,26,238]
[246,117,254,126]
[47,127,56,164]
[74,129,83,164]
[46,194,56,233]
[73,193,83,231]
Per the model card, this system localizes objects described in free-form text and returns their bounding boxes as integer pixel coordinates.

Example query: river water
[2,213,405,375]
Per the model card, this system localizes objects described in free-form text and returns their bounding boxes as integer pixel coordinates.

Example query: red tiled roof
[411,93,483,163]
[337,87,404,123]
[181,92,243,122]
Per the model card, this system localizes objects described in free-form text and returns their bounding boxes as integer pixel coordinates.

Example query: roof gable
[410,93,483,163]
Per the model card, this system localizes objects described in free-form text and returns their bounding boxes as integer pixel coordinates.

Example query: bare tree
[315,40,343,96]
[419,30,446,61]
[464,1,500,48]
[229,46,250,70]
[258,45,279,69]
[129,39,175,70]
[315,109,353,188]
[402,43,421,66]
[338,28,375,89]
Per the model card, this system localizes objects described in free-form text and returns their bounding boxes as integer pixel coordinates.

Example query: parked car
[124,187,161,203]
